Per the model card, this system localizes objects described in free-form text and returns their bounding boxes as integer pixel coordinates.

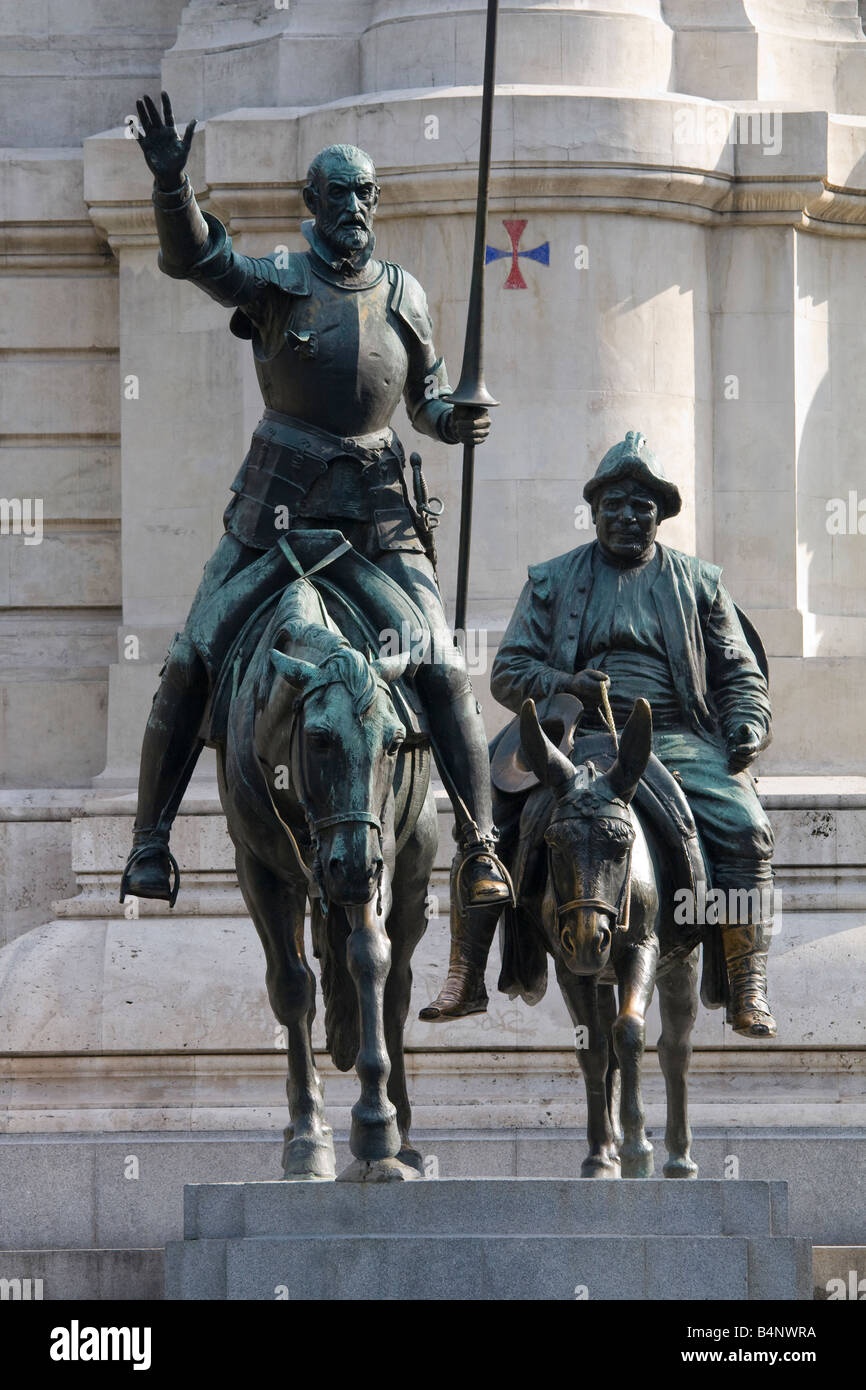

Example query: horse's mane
[254,578,381,718]
[286,631,381,718]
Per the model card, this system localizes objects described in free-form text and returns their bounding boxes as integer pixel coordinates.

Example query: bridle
[547,800,634,935]
[545,684,636,937]
[257,650,395,915]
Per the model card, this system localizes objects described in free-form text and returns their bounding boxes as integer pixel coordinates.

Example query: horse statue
[509,694,715,1179]
[217,567,437,1183]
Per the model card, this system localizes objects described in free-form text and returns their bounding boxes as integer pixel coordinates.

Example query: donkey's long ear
[372,650,412,684]
[520,698,577,794]
[607,698,652,803]
[270,649,317,689]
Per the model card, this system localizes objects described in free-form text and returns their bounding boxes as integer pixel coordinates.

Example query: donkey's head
[263,638,409,907]
[520,696,652,974]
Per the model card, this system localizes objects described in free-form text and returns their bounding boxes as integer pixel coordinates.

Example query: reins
[548,681,633,934]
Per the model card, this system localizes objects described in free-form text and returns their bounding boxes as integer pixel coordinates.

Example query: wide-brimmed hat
[583,430,682,520]
[491,692,583,795]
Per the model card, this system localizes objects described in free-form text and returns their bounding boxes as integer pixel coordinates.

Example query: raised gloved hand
[135,91,197,191]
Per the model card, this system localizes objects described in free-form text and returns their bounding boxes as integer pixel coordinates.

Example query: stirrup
[120,840,181,909]
[453,837,516,916]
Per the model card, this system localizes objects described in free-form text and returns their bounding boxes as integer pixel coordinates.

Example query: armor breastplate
[254,263,409,437]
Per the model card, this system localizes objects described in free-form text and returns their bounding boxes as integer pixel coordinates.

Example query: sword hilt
[410,452,444,531]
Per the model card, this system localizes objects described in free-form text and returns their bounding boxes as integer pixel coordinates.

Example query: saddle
[195,531,433,862]
[192,530,430,749]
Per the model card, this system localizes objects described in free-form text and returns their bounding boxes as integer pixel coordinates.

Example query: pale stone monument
[2,0,866,1299]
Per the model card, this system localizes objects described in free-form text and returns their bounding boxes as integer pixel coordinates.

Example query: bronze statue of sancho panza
[423,431,777,1038]
[121,92,510,912]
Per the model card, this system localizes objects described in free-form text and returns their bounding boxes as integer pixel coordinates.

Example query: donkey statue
[513,695,709,1179]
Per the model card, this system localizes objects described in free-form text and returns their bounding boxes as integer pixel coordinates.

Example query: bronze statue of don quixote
[121,0,777,1183]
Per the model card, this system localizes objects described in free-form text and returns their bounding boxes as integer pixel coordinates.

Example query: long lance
[448,0,500,637]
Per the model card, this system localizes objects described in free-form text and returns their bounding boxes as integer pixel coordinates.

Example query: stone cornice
[0,221,113,269]
[82,93,866,249]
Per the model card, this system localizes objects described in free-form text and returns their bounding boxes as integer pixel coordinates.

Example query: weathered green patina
[120,91,511,918]
[424,430,777,1039]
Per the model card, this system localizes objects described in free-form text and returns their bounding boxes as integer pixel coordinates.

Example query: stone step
[0,1249,162,1302]
[170,1235,811,1302]
[2,1240,857,1301]
[184,1177,789,1241]
[2,1129,865,1251]
[167,1178,812,1301]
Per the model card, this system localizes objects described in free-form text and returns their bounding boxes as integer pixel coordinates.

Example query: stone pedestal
[164,1177,811,1301]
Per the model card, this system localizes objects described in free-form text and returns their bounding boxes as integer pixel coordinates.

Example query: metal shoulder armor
[385,262,434,349]
[229,248,312,340]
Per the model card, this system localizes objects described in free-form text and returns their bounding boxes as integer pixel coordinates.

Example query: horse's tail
[311,900,359,1072]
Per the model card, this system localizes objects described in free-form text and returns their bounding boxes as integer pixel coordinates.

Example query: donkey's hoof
[281,1135,336,1181]
[397,1145,426,1176]
[581,1155,621,1180]
[664,1155,699,1179]
[620,1144,655,1179]
[337,1156,422,1183]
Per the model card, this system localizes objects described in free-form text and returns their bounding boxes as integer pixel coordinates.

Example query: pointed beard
[319,218,372,263]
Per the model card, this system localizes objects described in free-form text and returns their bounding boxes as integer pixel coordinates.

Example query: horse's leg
[598,983,623,1152]
[613,942,657,1178]
[657,949,700,1178]
[555,960,620,1178]
[337,883,419,1182]
[383,793,437,1176]
[234,846,335,1180]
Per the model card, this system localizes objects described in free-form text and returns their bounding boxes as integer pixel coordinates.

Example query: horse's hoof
[581,1156,621,1180]
[397,1146,426,1176]
[620,1145,655,1179]
[281,1135,336,1181]
[336,1156,422,1183]
[664,1156,699,1180]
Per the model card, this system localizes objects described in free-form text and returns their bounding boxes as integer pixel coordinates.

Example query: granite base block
[165,1178,811,1301]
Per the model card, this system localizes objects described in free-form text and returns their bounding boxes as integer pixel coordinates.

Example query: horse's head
[264,640,409,907]
[520,696,652,975]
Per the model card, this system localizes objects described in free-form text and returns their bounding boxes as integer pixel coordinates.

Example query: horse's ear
[607,698,652,803]
[270,648,317,689]
[372,650,411,684]
[519,698,577,794]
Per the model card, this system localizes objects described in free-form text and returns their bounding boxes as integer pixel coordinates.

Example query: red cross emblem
[485,219,550,289]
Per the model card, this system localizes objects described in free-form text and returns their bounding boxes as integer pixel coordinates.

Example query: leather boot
[722,922,776,1037]
[418,904,502,1021]
[120,635,207,907]
[423,684,511,909]
[419,852,509,1022]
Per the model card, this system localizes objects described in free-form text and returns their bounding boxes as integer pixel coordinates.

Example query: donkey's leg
[613,943,657,1179]
[235,847,335,1180]
[555,961,619,1178]
[657,950,700,1178]
[384,795,438,1175]
[337,892,419,1181]
[598,983,624,1152]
